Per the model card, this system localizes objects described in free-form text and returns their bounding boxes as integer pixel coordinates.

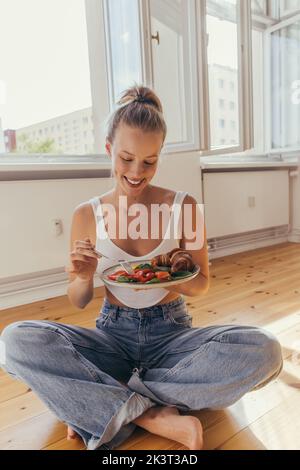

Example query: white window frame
[137,0,202,154]
[198,0,254,156]
[102,0,144,110]
[278,1,300,20]
[264,12,300,154]
[0,0,111,169]
[267,0,300,20]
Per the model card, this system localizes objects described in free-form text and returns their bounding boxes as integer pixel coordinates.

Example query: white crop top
[89,190,188,308]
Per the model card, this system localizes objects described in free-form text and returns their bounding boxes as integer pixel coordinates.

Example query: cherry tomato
[108,270,129,281]
[141,269,153,274]
[114,270,128,276]
[155,271,171,280]
[144,272,155,281]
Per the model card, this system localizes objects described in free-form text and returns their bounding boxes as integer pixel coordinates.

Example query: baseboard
[208,225,292,260]
[0,268,104,310]
[288,228,300,243]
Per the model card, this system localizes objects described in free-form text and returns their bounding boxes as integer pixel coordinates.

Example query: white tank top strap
[89,196,109,241]
[89,196,100,217]
[176,190,188,205]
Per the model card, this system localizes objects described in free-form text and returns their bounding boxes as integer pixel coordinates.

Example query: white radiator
[203,170,289,238]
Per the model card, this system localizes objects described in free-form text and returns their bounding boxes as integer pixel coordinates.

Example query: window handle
[151,31,160,45]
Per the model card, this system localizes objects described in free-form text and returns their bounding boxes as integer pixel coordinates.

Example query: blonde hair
[106,83,167,144]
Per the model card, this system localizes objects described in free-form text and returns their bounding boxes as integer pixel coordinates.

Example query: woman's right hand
[65,237,100,281]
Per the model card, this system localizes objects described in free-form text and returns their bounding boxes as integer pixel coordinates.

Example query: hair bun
[107,83,167,144]
[117,84,163,113]
[134,94,152,105]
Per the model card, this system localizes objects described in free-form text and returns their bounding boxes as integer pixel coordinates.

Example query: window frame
[264,11,300,154]
[199,0,254,156]
[102,0,144,109]
[138,0,202,154]
[278,1,300,20]
[0,0,110,167]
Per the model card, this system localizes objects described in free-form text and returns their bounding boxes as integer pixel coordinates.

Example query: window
[148,0,199,147]
[104,0,142,105]
[0,0,95,156]
[207,0,241,150]
[104,0,200,151]
[266,14,300,150]
[1,0,255,162]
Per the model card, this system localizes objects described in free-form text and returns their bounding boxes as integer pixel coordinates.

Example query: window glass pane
[0,0,94,155]
[271,21,300,149]
[206,0,240,150]
[105,0,142,104]
[150,0,194,145]
[280,0,300,16]
[251,0,267,15]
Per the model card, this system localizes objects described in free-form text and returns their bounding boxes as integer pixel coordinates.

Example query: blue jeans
[0,295,283,450]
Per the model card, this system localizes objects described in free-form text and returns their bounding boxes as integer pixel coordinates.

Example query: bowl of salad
[101,260,200,290]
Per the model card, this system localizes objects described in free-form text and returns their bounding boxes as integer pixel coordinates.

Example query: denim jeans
[0,295,283,450]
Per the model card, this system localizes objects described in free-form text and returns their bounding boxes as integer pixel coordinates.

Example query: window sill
[199,154,300,171]
[0,156,112,180]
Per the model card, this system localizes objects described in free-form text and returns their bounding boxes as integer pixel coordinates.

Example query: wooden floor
[1,242,300,450]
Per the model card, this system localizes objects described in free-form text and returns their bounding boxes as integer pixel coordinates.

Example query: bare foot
[133,406,203,450]
[67,425,79,440]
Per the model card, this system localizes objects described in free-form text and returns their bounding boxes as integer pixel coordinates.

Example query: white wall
[0,153,202,280]
[0,178,113,278]
[203,170,289,238]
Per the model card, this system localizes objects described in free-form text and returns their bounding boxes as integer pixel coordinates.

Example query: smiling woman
[0,83,283,453]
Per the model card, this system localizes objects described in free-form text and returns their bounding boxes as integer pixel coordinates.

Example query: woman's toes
[67,426,78,440]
